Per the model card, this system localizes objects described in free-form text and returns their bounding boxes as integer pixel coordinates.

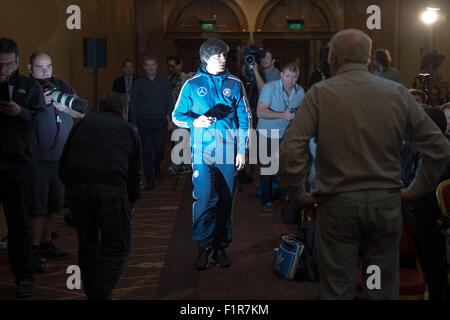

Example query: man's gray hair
[99,92,126,114]
[199,39,229,66]
[328,29,372,65]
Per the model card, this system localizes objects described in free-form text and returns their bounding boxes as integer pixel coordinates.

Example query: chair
[436,179,450,215]
[355,210,427,300]
[436,179,450,266]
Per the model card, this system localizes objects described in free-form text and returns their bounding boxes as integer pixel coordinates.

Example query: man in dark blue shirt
[129,55,172,190]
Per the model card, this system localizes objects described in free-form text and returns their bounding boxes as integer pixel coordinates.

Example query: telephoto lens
[46,85,88,110]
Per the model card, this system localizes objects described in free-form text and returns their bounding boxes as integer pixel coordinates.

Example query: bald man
[28,52,86,265]
[279,29,450,299]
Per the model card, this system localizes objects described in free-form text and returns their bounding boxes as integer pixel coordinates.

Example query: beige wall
[0,0,136,113]
[399,0,450,88]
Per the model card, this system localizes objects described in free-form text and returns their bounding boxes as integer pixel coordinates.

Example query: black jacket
[0,71,47,170]
[112,75,139,94]
[59,111,142,202]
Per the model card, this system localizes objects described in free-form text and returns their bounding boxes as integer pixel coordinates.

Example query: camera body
[242,45,265,66]
[413,73,432,91]
[241,45,266,86]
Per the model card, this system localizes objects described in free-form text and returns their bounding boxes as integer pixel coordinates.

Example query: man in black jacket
[59,92,142,300]
[112,59,138,120]
[0,37,47,298]
[129,55,173,190]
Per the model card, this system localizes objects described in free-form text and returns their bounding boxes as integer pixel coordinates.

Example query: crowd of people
[1,27,450,300]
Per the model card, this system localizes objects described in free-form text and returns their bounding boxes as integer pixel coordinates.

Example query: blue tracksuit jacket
[172,67,252,248]
[172,67,252,161]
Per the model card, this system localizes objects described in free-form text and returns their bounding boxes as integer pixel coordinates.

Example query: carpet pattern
[0,164,321,300]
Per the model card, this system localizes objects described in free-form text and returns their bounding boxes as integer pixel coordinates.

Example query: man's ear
[121,106,127,120]
[28,64,32,74]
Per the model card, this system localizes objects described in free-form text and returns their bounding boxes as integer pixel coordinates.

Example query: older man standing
[279,29,450,300]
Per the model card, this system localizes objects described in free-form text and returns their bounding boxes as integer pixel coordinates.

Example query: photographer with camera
[256,62,305,212]
[251,50,281,91]
[372,48,403,84]
[27,52,86,266]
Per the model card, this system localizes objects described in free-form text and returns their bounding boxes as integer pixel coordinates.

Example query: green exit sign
[287,19,304,31]
[200,20,216,32]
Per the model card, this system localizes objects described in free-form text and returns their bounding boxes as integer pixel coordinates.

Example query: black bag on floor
[281,196,301,225]
[294,220,319,282]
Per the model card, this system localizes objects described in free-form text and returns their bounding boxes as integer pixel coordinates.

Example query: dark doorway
[262,39,310,88]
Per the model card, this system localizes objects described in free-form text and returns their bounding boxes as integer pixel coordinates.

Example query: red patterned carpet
[0,162,320,300]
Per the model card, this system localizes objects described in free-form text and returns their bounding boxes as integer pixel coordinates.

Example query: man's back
[293,63,448,195]
[373,66,403,84]
[60,111,141,200]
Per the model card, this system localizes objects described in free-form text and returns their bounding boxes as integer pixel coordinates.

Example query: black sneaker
[32,252,46,273]
[210,248,230,268]
[195,246,212,271]
[167,165,177,176]
[263,202,274,212]
[39,242,72,260]
[16,279,33,298]
[144,182,155,191]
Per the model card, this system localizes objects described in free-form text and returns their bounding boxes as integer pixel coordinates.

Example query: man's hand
[296,193,327,220]
[399,188,418,201]
[235,153,246,171]
[193,115,213,128]
[44,90,52,105]
[296,193,326,209]
[0,100,22,117]
[282,110,295,121]
[52,101,66,112]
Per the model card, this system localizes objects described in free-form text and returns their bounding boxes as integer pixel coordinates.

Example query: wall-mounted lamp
[421,7,440,25]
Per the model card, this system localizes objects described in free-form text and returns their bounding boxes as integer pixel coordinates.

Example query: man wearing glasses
[0,38,47,298]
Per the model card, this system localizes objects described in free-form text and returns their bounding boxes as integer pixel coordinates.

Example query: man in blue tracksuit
[172,39,252,270]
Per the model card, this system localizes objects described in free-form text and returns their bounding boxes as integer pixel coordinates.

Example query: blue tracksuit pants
[191,161,237,249]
